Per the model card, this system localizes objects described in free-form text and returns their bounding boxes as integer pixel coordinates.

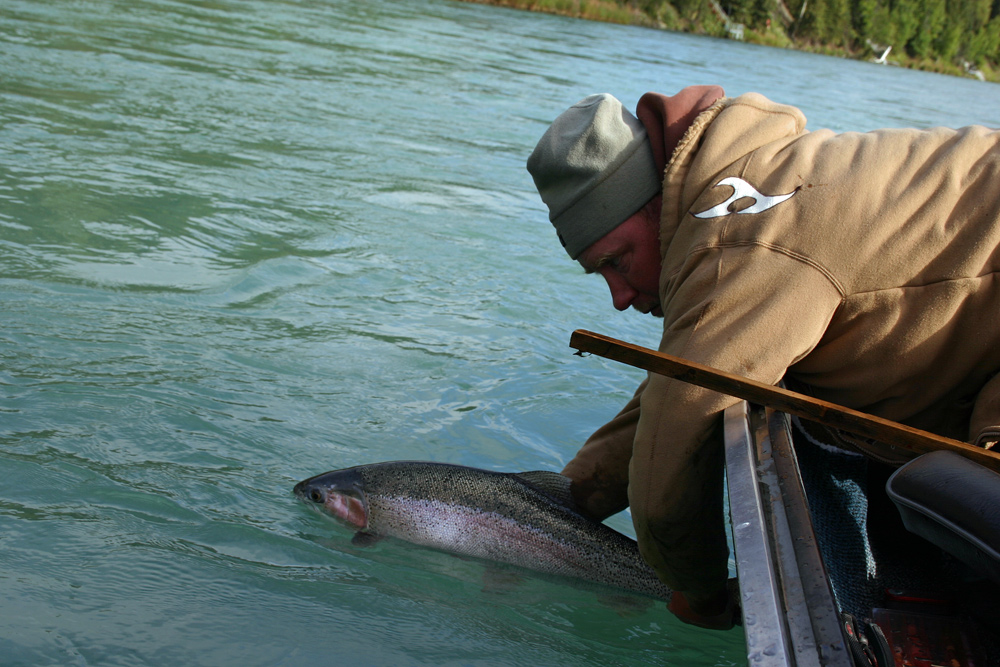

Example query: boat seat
[886,450,1000,585]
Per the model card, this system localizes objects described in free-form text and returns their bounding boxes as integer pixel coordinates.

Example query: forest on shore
[455,0,1000,82]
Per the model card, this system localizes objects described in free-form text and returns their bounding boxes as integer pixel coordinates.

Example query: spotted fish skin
[294,461,672,602]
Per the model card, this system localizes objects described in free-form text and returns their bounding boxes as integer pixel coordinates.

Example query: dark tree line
[635,0,1000,70]
[791,0,1000,65]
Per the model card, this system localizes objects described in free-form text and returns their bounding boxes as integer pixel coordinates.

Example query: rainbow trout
[293,461,673,602]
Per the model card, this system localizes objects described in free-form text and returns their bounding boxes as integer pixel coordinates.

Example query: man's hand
[566,475,629,521]
[668,579,740,630]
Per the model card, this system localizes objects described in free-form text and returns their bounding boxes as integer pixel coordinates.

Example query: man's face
[577,197,663,317]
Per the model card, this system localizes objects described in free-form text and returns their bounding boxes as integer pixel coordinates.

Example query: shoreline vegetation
[452,0,1000,83]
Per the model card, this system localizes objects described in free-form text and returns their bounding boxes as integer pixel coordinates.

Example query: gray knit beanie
[527,93,661,259]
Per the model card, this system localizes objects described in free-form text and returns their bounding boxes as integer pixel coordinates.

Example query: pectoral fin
[352,531,383,547]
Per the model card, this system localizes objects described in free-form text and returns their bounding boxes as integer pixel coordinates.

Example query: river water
[3,1,1000,665]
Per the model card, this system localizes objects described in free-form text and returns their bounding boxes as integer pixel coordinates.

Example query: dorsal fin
[514,470,576,508]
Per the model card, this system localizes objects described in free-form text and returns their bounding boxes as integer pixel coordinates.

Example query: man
[527,87,1000,629]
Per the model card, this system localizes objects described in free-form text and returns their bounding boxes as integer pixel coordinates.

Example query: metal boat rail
[724,400,852,666]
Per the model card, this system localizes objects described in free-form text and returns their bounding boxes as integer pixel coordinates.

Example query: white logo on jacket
[692,177,797,219]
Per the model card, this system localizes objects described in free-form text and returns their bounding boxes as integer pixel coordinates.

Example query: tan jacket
[564,92,1000,601]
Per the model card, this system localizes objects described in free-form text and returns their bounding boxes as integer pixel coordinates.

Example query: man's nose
[604,274,636,311]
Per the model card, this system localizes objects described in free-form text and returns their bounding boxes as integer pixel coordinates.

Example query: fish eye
[308,489,324,504]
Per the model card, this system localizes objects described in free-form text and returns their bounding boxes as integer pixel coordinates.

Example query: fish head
[294,468,369,530]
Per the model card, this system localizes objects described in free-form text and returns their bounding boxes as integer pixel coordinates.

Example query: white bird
[873,45,892,65]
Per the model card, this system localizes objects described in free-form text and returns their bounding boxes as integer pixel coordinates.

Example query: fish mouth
[294,470,370,530]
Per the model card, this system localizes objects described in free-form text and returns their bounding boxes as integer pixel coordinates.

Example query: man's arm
[560,377,647,520]
[631,245,843,614]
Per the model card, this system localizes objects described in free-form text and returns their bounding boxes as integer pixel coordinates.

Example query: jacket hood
[635,86,725,176]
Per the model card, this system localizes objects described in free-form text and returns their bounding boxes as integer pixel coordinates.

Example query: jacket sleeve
[561,377,647,520]
[630,244,843,604]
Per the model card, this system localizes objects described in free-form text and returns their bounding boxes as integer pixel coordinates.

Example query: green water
[3,0,1000,665]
